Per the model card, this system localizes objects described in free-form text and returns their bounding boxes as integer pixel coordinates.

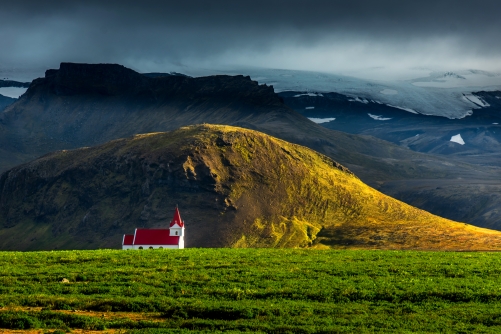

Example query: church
[122,207,185,249]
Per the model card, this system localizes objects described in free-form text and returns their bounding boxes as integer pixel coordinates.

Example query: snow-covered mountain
[248,69,501,119]
[279,90,501,160]
[179,67,501,119]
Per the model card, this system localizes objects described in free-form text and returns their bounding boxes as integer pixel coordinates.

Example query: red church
[122,207,185,250]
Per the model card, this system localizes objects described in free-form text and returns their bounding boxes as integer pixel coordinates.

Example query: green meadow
[2,249,501,333]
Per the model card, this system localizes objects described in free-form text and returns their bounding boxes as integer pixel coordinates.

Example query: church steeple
[169,206,185,238]
[170,206,184,227]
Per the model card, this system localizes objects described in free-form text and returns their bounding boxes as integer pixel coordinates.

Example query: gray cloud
[1,0,500,75]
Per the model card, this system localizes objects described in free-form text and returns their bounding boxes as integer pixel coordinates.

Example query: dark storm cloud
[1,0,501,72]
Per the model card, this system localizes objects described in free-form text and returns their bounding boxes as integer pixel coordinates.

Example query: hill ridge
[2,124,501,251]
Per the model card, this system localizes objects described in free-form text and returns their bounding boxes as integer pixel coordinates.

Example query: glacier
[181,67,501,119]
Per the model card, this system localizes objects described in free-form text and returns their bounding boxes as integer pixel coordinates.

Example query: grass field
[2,249,501,333]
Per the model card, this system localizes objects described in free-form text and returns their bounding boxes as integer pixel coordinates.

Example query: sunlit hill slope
[1,124,500,250]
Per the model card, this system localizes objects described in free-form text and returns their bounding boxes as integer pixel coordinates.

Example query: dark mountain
[3,124,501,251]
[1,62,501,230]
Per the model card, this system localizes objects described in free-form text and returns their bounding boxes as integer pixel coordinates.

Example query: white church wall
[169,226,184,236]
[131,245,180,250]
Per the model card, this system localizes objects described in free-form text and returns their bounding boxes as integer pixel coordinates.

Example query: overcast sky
[1,0,500,78]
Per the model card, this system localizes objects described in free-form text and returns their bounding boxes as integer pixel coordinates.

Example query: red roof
[133,229,180,245]
[123,234,134,246]
[170,207,184,227]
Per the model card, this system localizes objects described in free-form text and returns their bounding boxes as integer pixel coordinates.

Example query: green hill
[1,124,501,250]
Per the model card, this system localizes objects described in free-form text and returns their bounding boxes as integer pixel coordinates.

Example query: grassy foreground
[2,249,501,333]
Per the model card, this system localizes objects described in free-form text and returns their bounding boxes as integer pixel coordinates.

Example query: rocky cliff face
[2,125,500,251]
[32,62,281,104]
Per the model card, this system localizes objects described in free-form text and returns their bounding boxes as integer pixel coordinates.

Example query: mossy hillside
[1,124,501,250]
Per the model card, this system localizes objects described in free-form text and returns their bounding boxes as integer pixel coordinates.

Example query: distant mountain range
[0,63,500,232]
[280,90,501,160]
[3,124,501,251]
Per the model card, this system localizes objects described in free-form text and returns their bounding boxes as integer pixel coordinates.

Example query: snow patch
[450,134,465,145]
[305,106,315,110]
[380,89,398,95]
[462,93,490,107]
[308,117,336,124]
[493,123,499,125]
[457,110,474,119]
[368,113,392,121]
[496,96,501,99]
[349,97,369,104]
[386,104,418,114]
[293,92,324,97]
[0,87,27,98]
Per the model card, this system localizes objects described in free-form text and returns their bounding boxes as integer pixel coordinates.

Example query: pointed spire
[170,206,184,227]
